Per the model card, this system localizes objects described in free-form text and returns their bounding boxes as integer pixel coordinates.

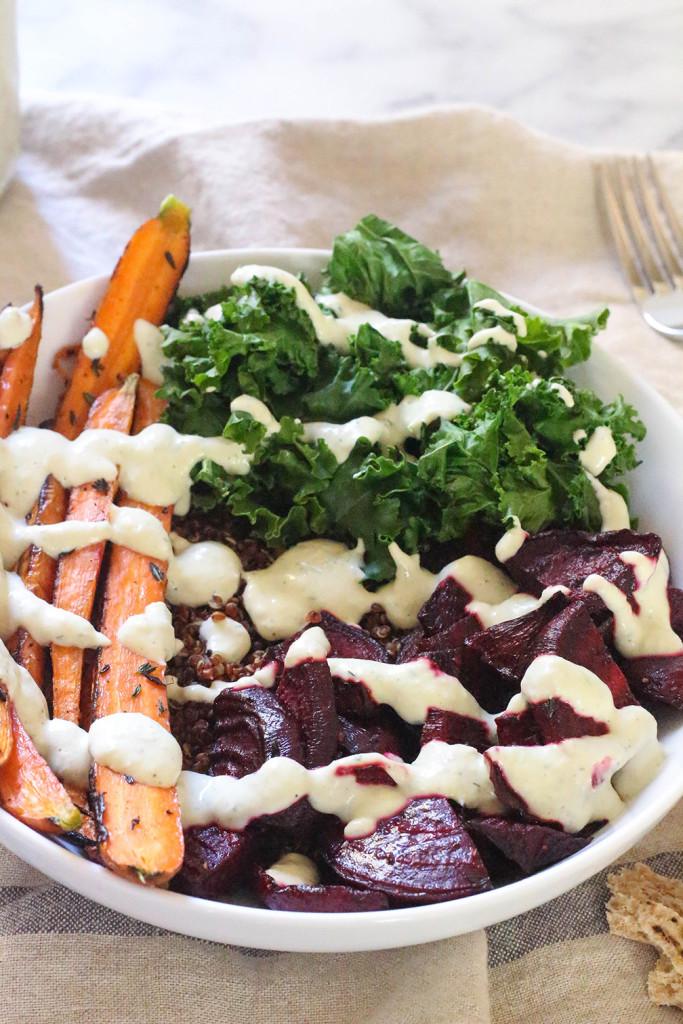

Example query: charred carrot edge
[0,704,81,833]
[0,286,43,437]
[0,686,12,767]
[50,376,138,724]
[92,497,183,884]
[54,196,190,441]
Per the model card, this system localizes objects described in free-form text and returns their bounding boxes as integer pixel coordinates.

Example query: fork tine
[598,161,653,298]
[614,159,672,292]
[641,156,683,279]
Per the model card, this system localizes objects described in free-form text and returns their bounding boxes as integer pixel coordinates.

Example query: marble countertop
[16,0,683,151]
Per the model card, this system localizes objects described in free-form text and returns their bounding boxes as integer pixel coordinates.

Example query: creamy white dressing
[166,540,242,607]
[133,319,169,386]
[472,298,527,337]
[82,326,109,361]
[0,565,108,649]
[117,601,182,664]
[487,656,663,832]
[585,471,631,531]
[265,852,320,888]
[230,395,281,437]
[328,656,495,734]
[88,712,183,788]
[573,428,587,444]
[166,663,278,705]
[494,517,528,563]
[467,325,518,352]
[0,305,32,350]
[583,550,683,658]
[274,389,469,464]
[526,377,575,408]
[0,424,248,519]
[578,426,617,477]
[466,585,569,630]
[284,625,331,668]
[199,614,251,663]
[230,266,464,371]
[243,541,519,642]
[177,739,500,839]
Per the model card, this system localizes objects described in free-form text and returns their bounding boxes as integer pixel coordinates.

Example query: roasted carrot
[12,197,190,685]
[132,376,167,435]
[54,196,190,441]
[0,703,81,833]
[0,686,12,767]
[0,286,43,437]
[50,376,138,724]
[92,498,183,884]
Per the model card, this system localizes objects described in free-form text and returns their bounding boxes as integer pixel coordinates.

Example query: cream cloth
[0,95,682,1023]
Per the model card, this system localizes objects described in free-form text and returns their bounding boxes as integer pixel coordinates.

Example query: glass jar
[0,0,19,197]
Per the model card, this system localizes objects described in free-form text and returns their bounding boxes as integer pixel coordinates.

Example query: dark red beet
[529,698,610,744]
[338,712,407,759]
[270,612,389,666]
[418,576,471,635]
[669,588,683,640]
[172,825,253,899]
[528,601,636,709]
[256,870,389,912]
[277,659,339,768]
[504,529,661,602]
[622,654,683,711]
[334,761,397,787]
[467,815,591,875]
[209,685,304,778]
[322,797,492,905]
[421,708,491,753]
[495,707,542,746]
[460,592,569,712]
[486,760,546,822]
[332,674,379,719]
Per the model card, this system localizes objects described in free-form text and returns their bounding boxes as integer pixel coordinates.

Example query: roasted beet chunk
[277,660,339,768]
[529,698,609,744]
[622,654,683,711]
[172,825,253,899]
[418,576,471,636]
[669,588,683,640]
[256,869,389,912]
[210,685,304,778]
[504,529,662,601]
[528,601,636,709]
[322,798,491,905]
[338,712,407,758]
[421,709,491,753]
[460,591,568,712]
[495,707,542,747]
[467,815,591,875]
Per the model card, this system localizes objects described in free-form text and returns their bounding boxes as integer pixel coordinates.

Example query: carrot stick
[132,376,167,435]
[91,498,183,884]
[0,286,43,437]
[50,376,138,724]
[54,196,190,441]
[12,197,190,686]
[0,703,81,833]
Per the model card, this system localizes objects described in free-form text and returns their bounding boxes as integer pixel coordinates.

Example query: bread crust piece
[606,863,683,1008]
[648,956,683,1009]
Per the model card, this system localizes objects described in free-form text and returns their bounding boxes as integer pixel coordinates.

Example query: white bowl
[4,248,683,952]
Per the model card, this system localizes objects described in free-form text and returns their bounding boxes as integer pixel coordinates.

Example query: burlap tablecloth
[0,95,682,1023]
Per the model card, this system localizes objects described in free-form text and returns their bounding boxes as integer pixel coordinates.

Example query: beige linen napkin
[0,96,682,1023]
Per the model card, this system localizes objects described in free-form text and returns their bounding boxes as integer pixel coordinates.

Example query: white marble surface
[16,0,683,151]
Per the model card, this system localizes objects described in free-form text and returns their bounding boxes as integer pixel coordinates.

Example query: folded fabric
[0,95,681,1023]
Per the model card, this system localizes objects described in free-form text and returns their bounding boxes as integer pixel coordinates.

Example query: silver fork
[597,156,683,340]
